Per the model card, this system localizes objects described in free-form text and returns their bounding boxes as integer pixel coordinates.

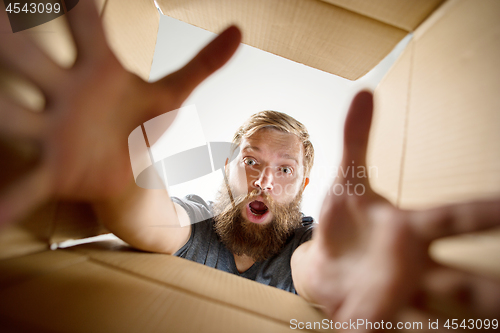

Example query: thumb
[158,25,242,104]
[338,90,374,188]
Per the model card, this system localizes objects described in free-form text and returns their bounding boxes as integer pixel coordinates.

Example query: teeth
[250,206,267,216]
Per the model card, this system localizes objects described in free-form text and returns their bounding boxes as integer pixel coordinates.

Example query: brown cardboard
[156,0,408,80]
[0,250,86,289]
[372,0,500,276]
[1,0,500,331]
[70,241,327,327]
[322,0,444,32]
[399,0,500,208]
[0,203,55,261]
[101,0,159,80]
[367,41,414,205]
[0,241,327,333]
[0,263,298,333]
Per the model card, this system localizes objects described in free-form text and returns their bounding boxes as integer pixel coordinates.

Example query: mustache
[222,168,275,209]
[213,182,304,262]
[224,188,276,212]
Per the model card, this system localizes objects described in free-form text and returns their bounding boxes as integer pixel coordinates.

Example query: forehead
[240,128,303,162]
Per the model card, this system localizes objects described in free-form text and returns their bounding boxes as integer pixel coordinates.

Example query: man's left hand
[292,91,500,331]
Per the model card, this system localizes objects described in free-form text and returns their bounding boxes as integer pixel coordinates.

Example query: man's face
[213,128,308,261]
[228,127,306,223]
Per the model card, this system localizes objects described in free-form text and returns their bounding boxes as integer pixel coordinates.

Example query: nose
[253,167,274,192]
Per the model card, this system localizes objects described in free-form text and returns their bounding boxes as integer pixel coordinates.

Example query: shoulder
[172,195,218,259]
[293,215,315,244]
[172,195,213,225]
[172,194,210,209]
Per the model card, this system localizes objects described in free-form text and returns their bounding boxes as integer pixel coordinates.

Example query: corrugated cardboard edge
[368,40,414,205]
[0,241,329,332]
[101,0,160,80]
[321,0,445,32]
[157,0,407,80]
[68,240,329,328]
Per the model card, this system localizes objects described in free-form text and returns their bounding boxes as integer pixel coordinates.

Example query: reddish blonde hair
[232,111,314,178]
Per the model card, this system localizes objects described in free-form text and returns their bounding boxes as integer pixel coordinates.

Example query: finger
[158,25,241,105]
[338,90,374,185]
[420,266,500,318]
[64,0,108,60]
[0,10,64,92]
[0,91,45,138]
[408,199,500,241]
[0,165,51,227]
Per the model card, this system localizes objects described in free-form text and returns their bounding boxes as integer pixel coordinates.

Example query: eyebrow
[281,154,299,165]
[241,145,260,153]
[241,145,299,165]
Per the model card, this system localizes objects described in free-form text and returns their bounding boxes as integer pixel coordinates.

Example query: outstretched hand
[0,1,241,226]
[293,91,500,331]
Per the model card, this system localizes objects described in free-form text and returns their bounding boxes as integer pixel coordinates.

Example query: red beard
[213,186,303,262]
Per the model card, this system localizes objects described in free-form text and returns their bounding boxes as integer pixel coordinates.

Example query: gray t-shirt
[173,195,314,294]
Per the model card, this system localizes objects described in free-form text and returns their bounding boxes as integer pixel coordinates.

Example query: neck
[233,253,255,273]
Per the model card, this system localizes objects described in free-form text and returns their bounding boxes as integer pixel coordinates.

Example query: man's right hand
[0,0,241,228]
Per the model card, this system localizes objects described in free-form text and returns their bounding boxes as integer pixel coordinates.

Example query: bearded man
[172,111,315,293]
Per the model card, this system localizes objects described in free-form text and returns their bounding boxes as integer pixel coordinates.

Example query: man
[1,1,499,330]
[171,110,315,293]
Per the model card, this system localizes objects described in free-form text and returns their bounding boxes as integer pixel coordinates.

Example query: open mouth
[246,200,270,224]
[249,200,268,216]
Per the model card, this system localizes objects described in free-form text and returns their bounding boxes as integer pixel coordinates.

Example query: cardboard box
[0,0,499,331]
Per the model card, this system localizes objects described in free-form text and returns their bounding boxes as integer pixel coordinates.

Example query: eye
[280,166,293,175]
[243,157,257,166]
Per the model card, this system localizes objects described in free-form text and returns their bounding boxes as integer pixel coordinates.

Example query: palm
[315,195,427,321]
[298,92,500,329]
[42,60,135,199]
[0,1,241,224]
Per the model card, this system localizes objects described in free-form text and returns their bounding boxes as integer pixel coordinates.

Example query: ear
[303,177,310,189]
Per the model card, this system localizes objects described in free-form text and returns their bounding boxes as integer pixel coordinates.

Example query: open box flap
[372,0,500,277]
[321,0,445,32]
[156,0,409,80]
